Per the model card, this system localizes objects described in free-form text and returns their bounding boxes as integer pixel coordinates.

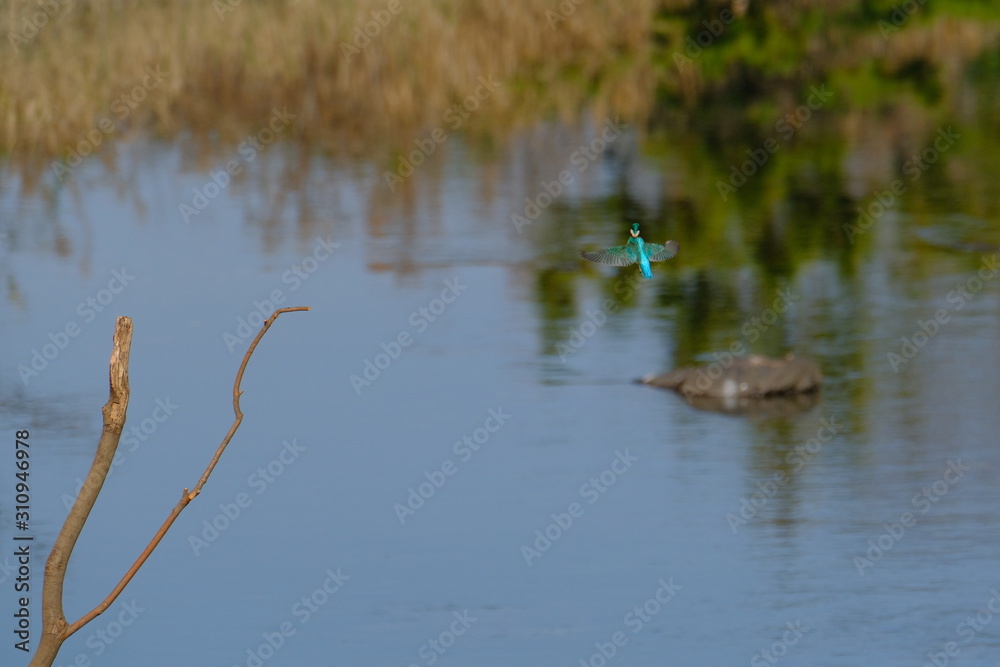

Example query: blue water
[1,127,1000,666]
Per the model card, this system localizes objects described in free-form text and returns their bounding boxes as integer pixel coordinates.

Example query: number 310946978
[15,430,30,526]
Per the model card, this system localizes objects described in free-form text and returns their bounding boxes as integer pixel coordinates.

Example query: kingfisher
[580,223,679,279]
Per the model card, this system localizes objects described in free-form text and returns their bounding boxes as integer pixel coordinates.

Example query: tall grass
[1,0,664,159]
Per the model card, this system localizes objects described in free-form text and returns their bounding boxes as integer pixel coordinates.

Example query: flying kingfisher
[580,223,679,279]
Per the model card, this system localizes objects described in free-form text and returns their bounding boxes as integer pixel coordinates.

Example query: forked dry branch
[29,307,309,667]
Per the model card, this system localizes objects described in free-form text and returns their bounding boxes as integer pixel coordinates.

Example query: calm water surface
[1,124,999,666]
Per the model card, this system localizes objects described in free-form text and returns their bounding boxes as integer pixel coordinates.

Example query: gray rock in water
[640,355,822,399]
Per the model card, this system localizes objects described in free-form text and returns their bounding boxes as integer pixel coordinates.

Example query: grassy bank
[2,0,662,159]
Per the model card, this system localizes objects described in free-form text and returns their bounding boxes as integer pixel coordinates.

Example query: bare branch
[31,316,133,667]
[29,306,309,667]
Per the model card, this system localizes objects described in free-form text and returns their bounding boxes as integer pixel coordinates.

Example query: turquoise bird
[580,223,679,279]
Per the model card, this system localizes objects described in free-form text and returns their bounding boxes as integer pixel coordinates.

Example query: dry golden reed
[1,0,666,160]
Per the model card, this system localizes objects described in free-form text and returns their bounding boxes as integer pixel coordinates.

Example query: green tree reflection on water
[533,1,1000,423]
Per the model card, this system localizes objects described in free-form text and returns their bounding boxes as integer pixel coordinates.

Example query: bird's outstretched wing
[644,240,679,262]
[580,244,636,267]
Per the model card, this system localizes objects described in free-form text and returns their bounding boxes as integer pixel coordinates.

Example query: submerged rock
[640,355,822,401]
